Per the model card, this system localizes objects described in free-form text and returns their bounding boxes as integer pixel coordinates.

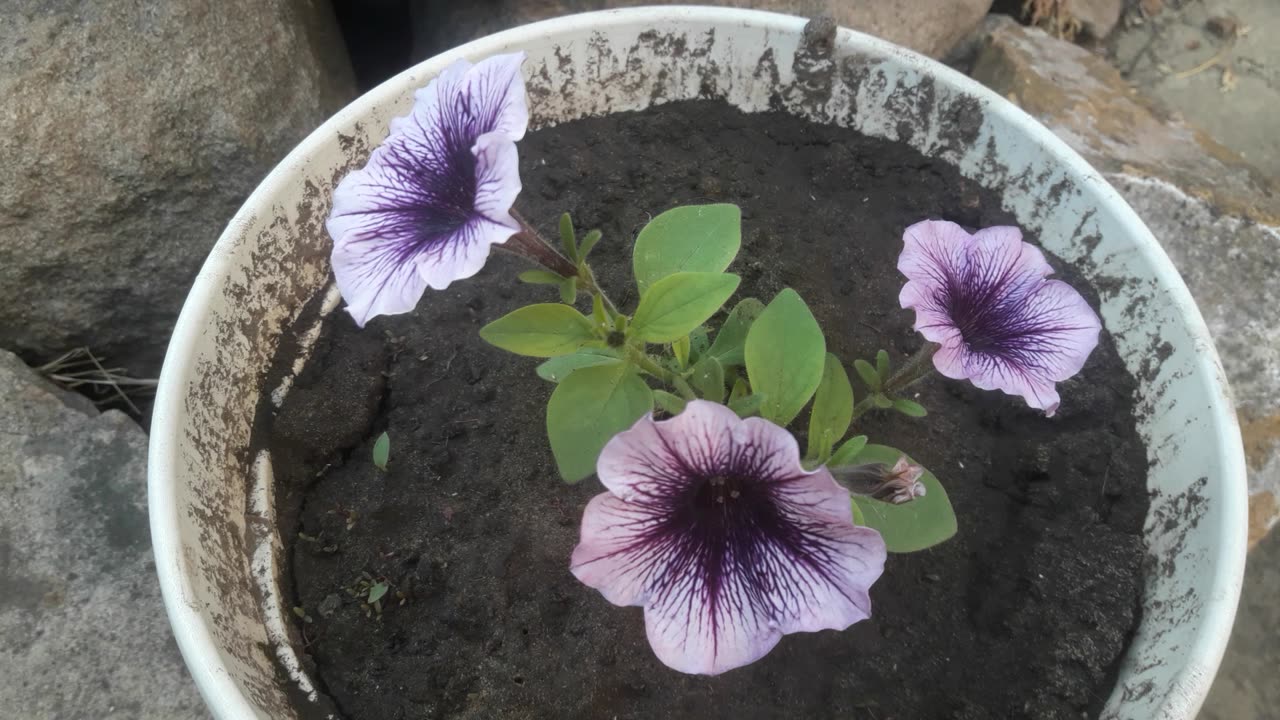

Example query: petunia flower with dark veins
[327,52,528,326]
[898,220,1102,416]
[571,400,886,675]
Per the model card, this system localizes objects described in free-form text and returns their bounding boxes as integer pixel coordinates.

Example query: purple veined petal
[326,52,529,325]
[897,219,1102,415]
[328,164,434,327]
[572,400,886,676]
[413,133,523,290]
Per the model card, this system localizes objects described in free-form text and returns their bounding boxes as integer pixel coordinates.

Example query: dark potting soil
[270,99,1151,720]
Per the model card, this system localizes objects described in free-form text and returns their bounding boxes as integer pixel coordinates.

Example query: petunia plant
[325,53,1103,676]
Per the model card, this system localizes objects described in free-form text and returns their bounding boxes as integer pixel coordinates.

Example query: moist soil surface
[271,99,1150,720]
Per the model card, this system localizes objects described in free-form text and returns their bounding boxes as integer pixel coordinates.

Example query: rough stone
[0,350,207,718]
[1110,0,1280,180]
[1200,525,1280,719]
[0,0,356,377]
[1068,0,1124,39]
[970,17,1280,543]
[412,0,994,61]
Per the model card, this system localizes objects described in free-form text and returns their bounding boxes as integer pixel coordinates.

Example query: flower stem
[885,342,939,395]
[507,209,621,316]
[504,211,579,278]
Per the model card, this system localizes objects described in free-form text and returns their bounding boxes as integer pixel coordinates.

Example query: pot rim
[148,6,1248,719]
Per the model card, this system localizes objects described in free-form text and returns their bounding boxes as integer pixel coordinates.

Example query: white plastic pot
[148,7,1247,719]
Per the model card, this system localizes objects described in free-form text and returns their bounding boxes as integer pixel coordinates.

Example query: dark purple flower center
[607,445,859,631]
[934,254,1077,372]
[354,88,511,273]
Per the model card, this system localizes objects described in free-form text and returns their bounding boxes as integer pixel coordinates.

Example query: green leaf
[479,304,595,357]
[744,289,826,426]
[672,335,691,369]
[893,398,928,417]
[706,297,764,367]
[873,393,893,409]
[689,356,725,402]
[535,348,621,383]
[372,431,390,471]
[876,349,891,382]
[845,444,956,553]
[518,269,564,285]
[828,435,869,467]
[367,582,389,604]
[630,272,740,343]
[559,213,578,263]
[728,392,766,418]
[853,359,880,391]
[559,276,578,305]
[579,229,602,260]
[592,293,607,326]
[688,327,711,362]
[850,497,866,526]
[728,377,749,404]
[633,204,742,293]
[653,390,687,416]
[807,353,854,462]
[547,364,653,483]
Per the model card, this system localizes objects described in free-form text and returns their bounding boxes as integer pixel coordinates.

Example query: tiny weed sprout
[325,54,1102,674]
[372,431,390,471]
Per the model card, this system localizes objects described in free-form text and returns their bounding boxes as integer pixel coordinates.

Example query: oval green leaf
[479,304,595,357]
[846,443,956,553]
[706,297,764,367]
[547,363,653,483]
[893,398,928,417]
[371,431,390,471]
[728,392,766,418]
[689,356,726,402]
[853,359,880,391]
[744,289,826,426]
[807,353,854,462]
[828,435,868,467]
[633,204,742,293]
[875,349,891,382]
[653,390,687,416]
[630,272,740,344]
[535,348,621,383]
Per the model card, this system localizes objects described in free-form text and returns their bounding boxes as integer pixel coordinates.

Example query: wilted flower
[571,400,886,675]
[831,456,926,505]
[327,52,529,326]
[898,220,1101,416]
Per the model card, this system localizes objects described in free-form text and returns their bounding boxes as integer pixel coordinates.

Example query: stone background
[0,0,1275,717]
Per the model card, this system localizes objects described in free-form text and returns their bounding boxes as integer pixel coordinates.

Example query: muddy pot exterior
[148,8,1247,719]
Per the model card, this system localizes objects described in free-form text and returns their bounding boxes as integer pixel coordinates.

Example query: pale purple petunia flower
[571,400,886,675]
[898,220,1102,416]
[327,52,529,326]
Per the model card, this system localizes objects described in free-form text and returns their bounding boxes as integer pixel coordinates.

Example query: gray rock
[1068,0,1124,39]
[0,0,356,377]
[1110,0,1280,180]
[0,350,208,718]
[1201,524,1280,719]
[969,17,1280,543]
[413,0,994,61]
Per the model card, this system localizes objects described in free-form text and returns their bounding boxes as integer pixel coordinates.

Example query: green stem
[671,375,698,401]
[578,265,621,318]
[629,348,673,383]
[850,395,877,422]
[885,342,939,394]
